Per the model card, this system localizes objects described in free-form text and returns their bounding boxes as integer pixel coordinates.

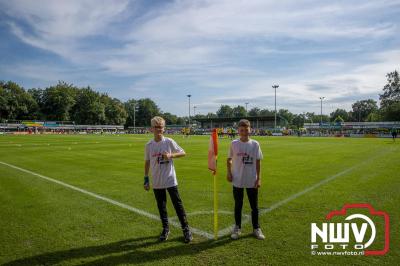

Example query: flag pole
[209,128,219,240]
[213,159,218,240]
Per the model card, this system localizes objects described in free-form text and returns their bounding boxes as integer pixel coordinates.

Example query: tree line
[0,81,179,127]
[1,70,399,128]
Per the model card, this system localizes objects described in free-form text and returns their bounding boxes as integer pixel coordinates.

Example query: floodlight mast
[272,85,279,131]
[133,102,139,133]
[187,94,191,127]
[319,97,325,125]
[319,96,325,135]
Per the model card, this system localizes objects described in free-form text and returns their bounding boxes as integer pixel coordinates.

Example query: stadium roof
[194,116,281,122]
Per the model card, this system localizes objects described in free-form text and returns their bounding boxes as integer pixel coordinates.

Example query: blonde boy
[144,116,192,243]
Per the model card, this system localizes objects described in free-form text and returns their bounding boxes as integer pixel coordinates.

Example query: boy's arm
[163,151,185,159]
[227,143,233,182]
[255,159,261,188]
[226,158,233,182]
[144,160,150,176]
[171,151,186,158]
[144,160,150,190]
[164,140,186,159]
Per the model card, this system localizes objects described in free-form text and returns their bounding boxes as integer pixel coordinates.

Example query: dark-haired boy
[227,119,265,240]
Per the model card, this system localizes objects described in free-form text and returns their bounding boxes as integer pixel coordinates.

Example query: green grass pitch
[0,134,399,265]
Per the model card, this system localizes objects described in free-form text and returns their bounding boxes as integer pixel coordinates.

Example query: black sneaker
[183,227,193,243]
[159,227,170,241]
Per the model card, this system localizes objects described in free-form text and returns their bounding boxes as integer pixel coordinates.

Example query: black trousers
[153,186,189,230]
[233,186,259,229]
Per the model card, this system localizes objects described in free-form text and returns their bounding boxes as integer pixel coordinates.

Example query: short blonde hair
[238,119,251,128]
[151,116,165,127]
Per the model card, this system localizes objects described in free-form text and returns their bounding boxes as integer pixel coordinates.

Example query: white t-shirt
[228,138,263,188]
[144,136,185,189]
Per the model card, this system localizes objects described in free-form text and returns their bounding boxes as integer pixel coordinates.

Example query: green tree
[176,117,185,125]
[259,109,274,116]
[206,112,218,118]
[193,114,206,119]
[0,81,37,120]
[278,109,294,125]
[101,95,127,125]
[380,101,400,121]
[216,105,233,118]
[135,98,161,126]
[232,105,247,117]
[351,99,378,122]
[292,113,306,128]
[0,85,5,121]
[379,70,400,121]
[41,81,77,121]
[27,88,45,119]
[124,99,138,127]
[333,115,345,123]
[71,87,105,124]
[163,112,179,125]
[330,108,349,122]
[248,107,261,117]
[304,112,315,123]
[366,112,381,122]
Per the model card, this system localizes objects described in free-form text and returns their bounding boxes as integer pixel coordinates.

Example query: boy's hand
[254,178,261,188]
[144,176,150,191]
[162,152,172,160]
[227,172,233,182]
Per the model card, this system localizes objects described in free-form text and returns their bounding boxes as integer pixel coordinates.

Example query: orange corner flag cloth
[208,128,218,174]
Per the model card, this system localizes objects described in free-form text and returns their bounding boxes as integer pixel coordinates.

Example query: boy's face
[238,126,250,137]
[151,124,165,137]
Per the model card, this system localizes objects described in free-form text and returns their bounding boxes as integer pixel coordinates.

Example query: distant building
[304,121,400,137]
[194,116,285,129]
[304,121,400,130]
[0,120,124,133]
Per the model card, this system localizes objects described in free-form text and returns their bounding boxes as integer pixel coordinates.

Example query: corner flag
[208,128,218,239]
[208,128,218,173]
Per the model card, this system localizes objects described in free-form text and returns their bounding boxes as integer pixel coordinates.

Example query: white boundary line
[0,161,214,240]
[217,148,394,236]
[1,147,394,240]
